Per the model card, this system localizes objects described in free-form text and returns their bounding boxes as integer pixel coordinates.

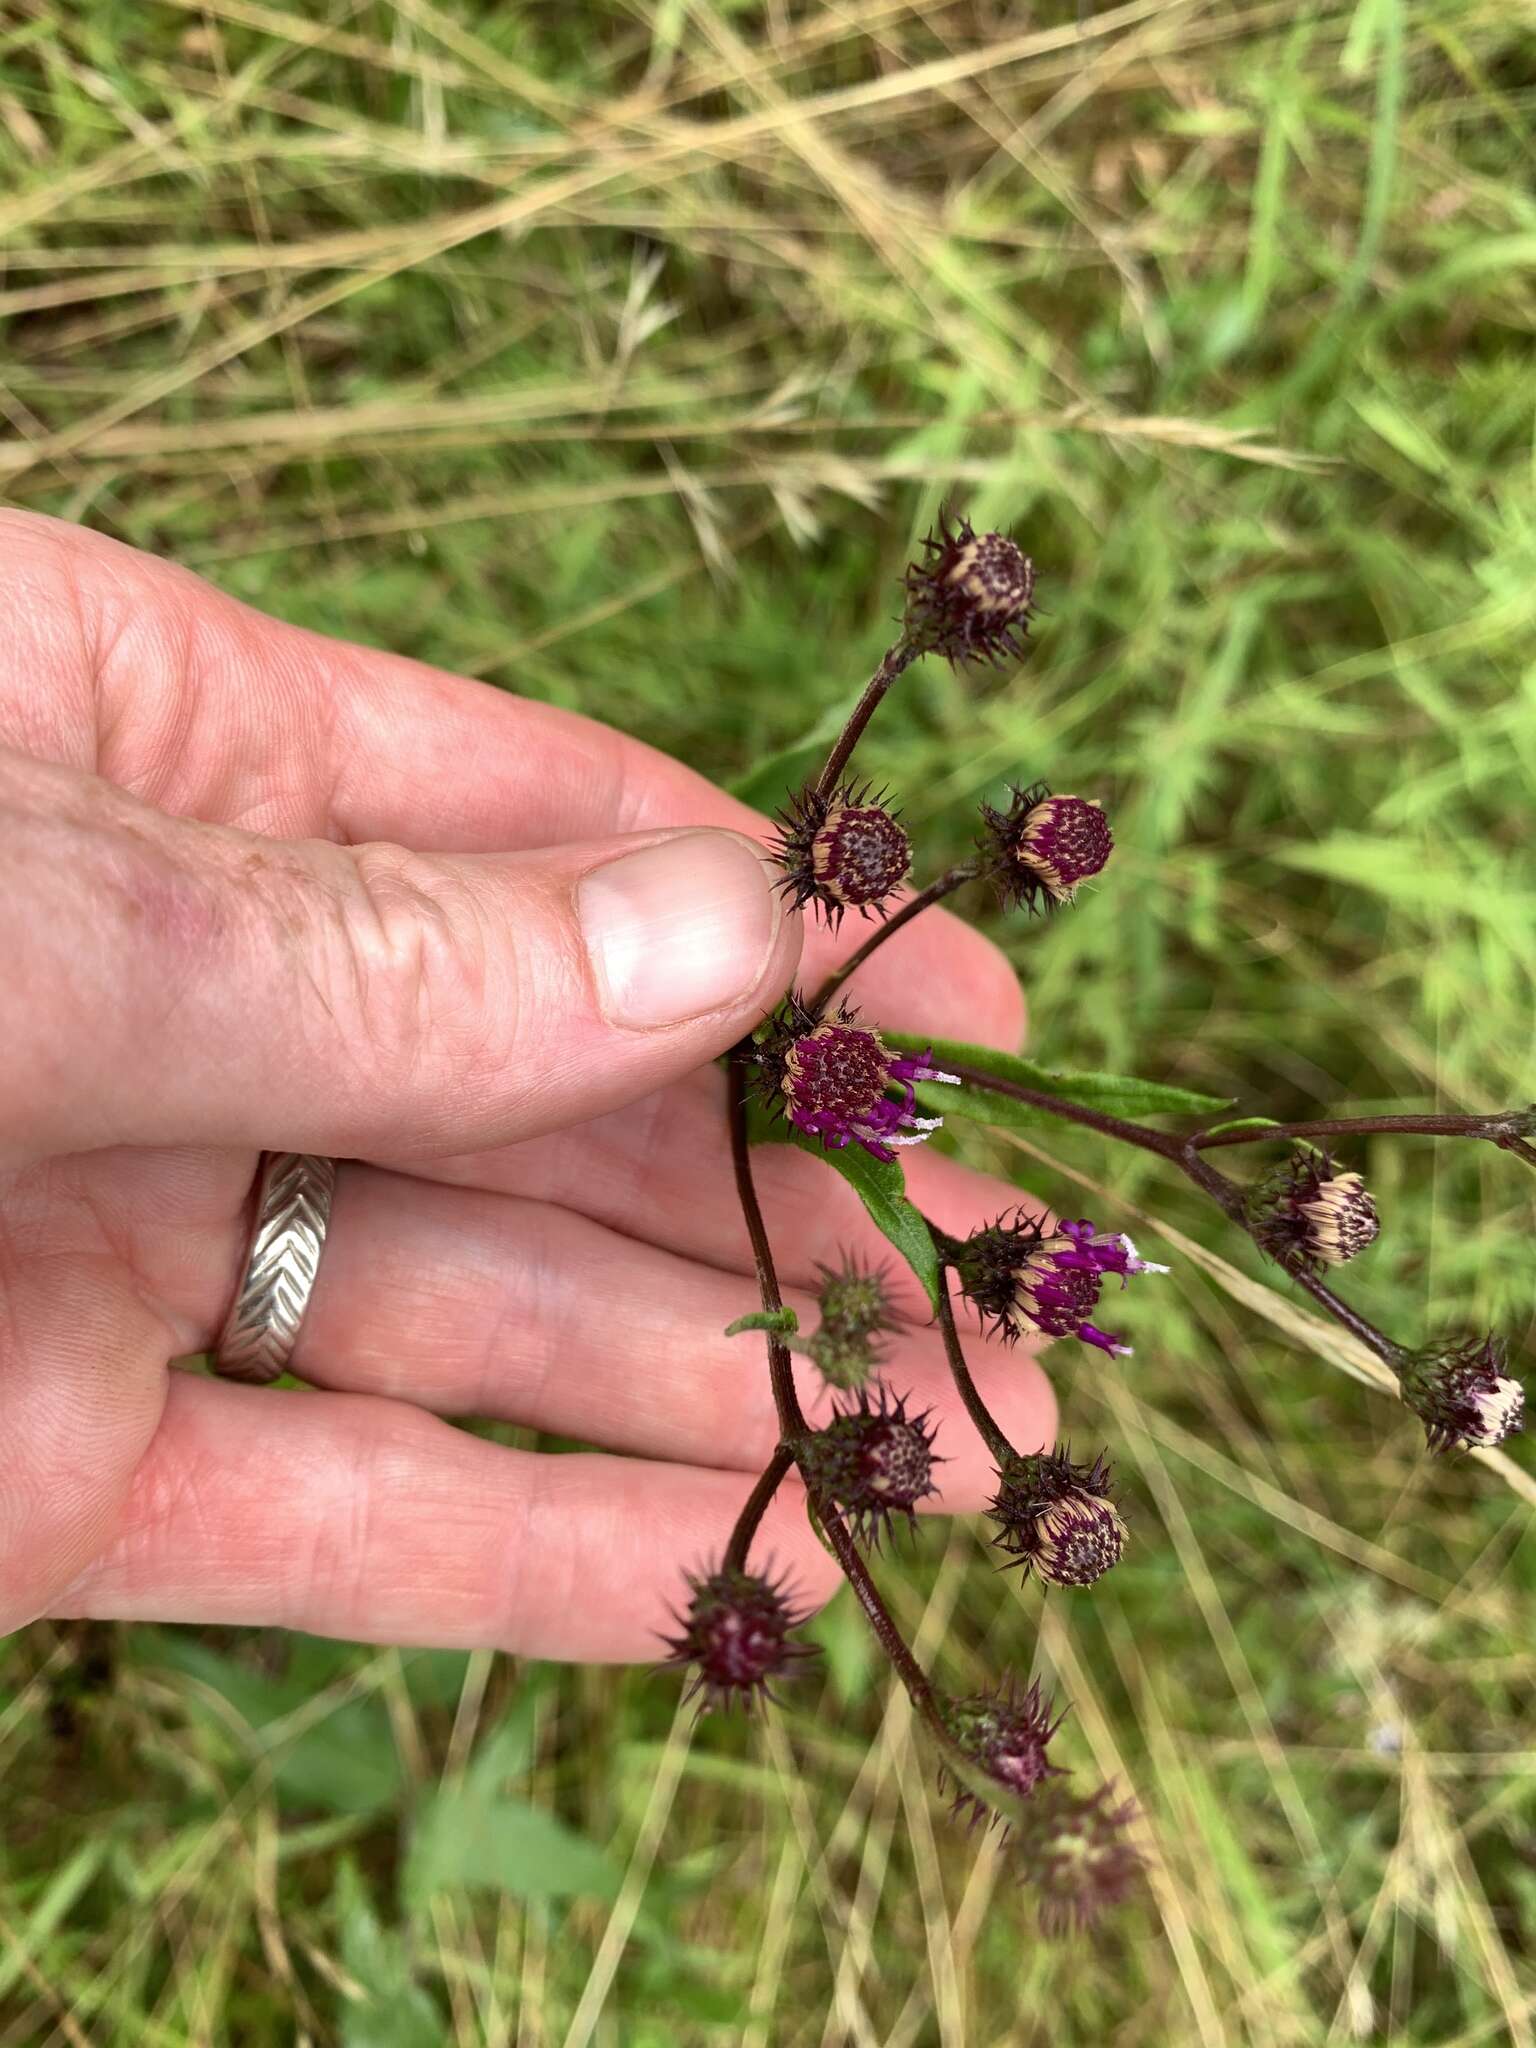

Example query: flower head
[807,1254,903,1391]
[938,1678,1066,1828]
[902,509,1036,668]
[1397,1334,1526,1453]
[770,783,911,930]
[799,1386,941,1546]
[1251,1151,1380,1275]
[759,998,959,1163]
[660,1563,817,1712]
[979,781,1113,911]
[953,1211,1167,1357]
[1011,1780,1144,1936]
[990,1447,1127,1588]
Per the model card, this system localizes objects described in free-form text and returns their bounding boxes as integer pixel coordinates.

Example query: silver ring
[213,1153,338,1384]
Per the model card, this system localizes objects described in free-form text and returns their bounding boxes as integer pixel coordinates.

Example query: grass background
[1,0,1534,2040]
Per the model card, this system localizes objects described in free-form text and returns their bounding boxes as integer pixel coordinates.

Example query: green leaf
[275,1700,402,1817]
[404,1792,622,1912]
[886,1033,1233,1131]
[1200,1116,1283,1138]
[334,1860,445,2048]
[724,1307,800,1337]
[744,1096,940,1310]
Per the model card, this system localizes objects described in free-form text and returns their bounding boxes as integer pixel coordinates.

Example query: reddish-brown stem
[934,1266,1016,1466]
[726,1052,941,1735]
[937,1064,1407,1364]
[727,1052,807,1440]
[814,641,919,802]
[809,863,979,1018]
[723,1444,797,1573]
[943,1061,1188,1163]
[1287,1271,1406,1369]
[808,1493,947,1740]
[1191,1111,1536,1165]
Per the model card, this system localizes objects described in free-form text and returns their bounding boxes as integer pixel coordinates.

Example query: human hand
[0,511,1054,1658]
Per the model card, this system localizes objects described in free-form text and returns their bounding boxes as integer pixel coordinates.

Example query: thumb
[0,750,800,1162]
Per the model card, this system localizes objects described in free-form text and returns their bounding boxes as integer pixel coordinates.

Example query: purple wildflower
[938,1678,1066,1828]
[990,1446,1127,1588]
[954,1212,1167,1356]
[764,1001,959,1163]
[1251,1151,1380,1275]
[799,1386,941,1547]
[660,1563,817,1712]
[980,781,1113,911]
[903,510,1036,668]
[770,783,911,929]
[1012,1780,1144,1935]
[1397,1334,1525,1453]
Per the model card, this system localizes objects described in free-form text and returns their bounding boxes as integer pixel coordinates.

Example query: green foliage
[884,1031,1234,1132]
[1,1,1533,2041]
[723,1306,799,1337]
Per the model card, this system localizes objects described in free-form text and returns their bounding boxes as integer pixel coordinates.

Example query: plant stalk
[814,641,918,802]
[723,1443,797,1573]
[727,1052,806,1440]
[809,863,979,1017]
[934,1265,1015,1466]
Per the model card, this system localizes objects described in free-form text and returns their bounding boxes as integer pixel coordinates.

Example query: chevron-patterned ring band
[213,1152,338,1385]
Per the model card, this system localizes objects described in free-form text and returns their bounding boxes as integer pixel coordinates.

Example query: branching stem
[934,1266,1015,1465]
[809,862,979,1017]
[727,1052,942,1735]
[814,641,918,802]
[723,1444,797,1573]
[727,1052,806,1440]
[1192,1111,1536,1166]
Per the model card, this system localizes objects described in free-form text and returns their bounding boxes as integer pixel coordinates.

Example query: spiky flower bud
[1397,1334,1526,1453]
[952,1211,1166,1357]
[806,1254,902,1391]
[661,1564,816,1711]
[938,1678,1065,1827]
[1250,1151,1380,1275]
[902,509,1036,668]
[1011,1780,1143,1936]
[979,781,1113,911]
[770,783,911,929]
[757,997,959,1163]
[990,1447,1127,1588]
[800,1387,940,1546]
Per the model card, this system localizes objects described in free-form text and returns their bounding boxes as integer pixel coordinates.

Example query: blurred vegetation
[2,0,1534,2041]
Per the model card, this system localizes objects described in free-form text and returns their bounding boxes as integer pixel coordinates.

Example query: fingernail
[578,830,781,1030]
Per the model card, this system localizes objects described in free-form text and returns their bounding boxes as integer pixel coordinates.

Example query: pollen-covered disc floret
[980,782,1113,911]
[1251,1151,1380,1275]
[760,999,960,1164]
[1012,1780,1144,1936]
[902,509,1036,668]
[807,1254,903,1391]
[1397,1334,1526,1454]
[800,1387,941,1546]
[990,1447,1127,1588]
[770,783,911,929]
[660,1564,816,1712]
[938,1678,1066,1828]
[954,1212,1167,1357]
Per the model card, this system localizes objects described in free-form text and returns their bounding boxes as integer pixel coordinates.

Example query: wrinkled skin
[0,511,1053,1657]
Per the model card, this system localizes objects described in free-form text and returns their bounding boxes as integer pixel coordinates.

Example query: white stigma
[1116,1233,1170,1275]
[1468,1377,1525,1446]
